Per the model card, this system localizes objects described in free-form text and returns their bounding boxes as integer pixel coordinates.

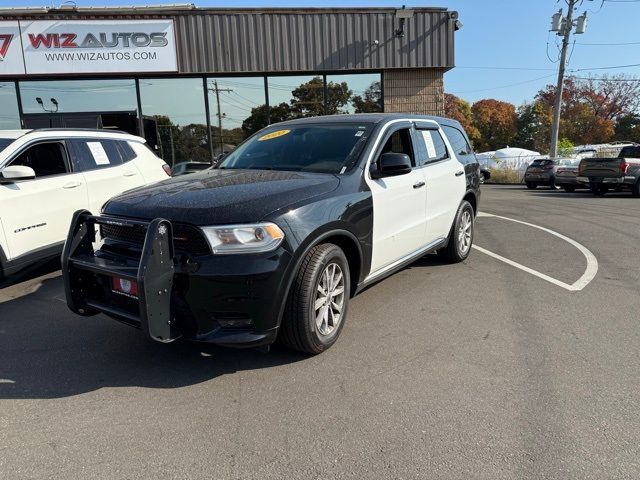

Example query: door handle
[63,181,82,189]
[455,170,465,177]
[413,181,426,189]
[123,170,137,177]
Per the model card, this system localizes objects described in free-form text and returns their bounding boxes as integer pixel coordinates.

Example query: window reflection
[206,77,265,156]
[139,78,208,165]
[268,74,324,119]
[0,82,20,129]
[18,79,138,132]
[326,74,382,114]
[19,79,137,114]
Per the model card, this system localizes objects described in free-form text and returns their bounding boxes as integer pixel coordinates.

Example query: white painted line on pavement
[474,212,598,292]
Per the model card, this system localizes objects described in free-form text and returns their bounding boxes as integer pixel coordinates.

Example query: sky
[1,0,639,109]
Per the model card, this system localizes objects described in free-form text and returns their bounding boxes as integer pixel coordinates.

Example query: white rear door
[364,123,428,274]
[0,140,87,261]
[413,122,466,241]
[68,138,146,214]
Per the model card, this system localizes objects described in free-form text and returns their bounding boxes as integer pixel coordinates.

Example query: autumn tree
[614,113,640,143]
[471,99,518,151]
[352,81,383,113]
[444,93,480,146]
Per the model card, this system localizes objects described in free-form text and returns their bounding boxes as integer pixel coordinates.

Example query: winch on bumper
[62,210,292,347]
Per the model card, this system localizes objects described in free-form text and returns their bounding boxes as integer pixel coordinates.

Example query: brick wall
[383,68,445,116]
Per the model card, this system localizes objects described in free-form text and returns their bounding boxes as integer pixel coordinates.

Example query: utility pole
[549,2,588,158]
[208,80,233,156]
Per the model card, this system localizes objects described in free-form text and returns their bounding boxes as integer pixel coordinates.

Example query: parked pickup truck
[578,145,640,196]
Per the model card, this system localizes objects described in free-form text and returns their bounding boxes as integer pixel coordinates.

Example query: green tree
[241,103,294,136]
[291,76,352,116]
[614,113,640,143]
[557,138,575,157]
[352,81,383,113]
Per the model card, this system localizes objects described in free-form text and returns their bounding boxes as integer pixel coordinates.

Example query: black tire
[439,201,474,263]
[563,186,576,193]
[526,182,537,190]
[279,243,350,354]
[590,184,608,196]
[549,176,561,190]
[632,180,640,198]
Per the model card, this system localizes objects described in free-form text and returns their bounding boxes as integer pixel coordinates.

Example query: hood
[103,169,340,225]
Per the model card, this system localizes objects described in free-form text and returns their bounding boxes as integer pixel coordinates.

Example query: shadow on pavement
[0,258,61,290]
[0,276,307,400]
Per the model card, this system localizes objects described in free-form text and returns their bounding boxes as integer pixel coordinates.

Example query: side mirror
[0,165,36,183]
[370,152,412,179]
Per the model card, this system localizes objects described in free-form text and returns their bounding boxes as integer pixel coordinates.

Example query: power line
[449,73,557,94]
[576,40,640,45]
[571,62,640,71]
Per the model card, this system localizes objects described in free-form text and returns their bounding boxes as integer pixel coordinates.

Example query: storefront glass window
[139,78,209,165]
[268,75,324,121]
[19,79,137,114]
[326,73,383,114]
[206,76,266,154]
[18,79,138,132]
[0,82,21,130]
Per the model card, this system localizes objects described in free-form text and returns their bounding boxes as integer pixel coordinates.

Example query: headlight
[201,223,285,254]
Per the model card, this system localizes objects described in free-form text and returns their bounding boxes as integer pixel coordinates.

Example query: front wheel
[526,182,537,190]
[563,186,576,193]
[279,243,350,354]
[439,201,474,263]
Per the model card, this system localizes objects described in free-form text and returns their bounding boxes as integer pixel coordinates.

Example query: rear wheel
[590,184,608,196]
[526,182,537,190]
[632,180,640,198]
[279,243,350,354]
[439,201,474,263]
[563,186,576,193]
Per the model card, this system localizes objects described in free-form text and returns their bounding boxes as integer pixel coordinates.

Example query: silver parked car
[554,158,582,192]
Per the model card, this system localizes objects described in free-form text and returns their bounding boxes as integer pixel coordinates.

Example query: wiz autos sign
[0,20,178,75]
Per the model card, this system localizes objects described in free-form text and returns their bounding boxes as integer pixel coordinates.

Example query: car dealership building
[0,4,458,165]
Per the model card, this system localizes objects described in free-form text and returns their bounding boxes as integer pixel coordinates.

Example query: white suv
[0,129,171,279]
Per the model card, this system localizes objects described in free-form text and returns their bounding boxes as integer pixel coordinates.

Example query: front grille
[101,222,210,256]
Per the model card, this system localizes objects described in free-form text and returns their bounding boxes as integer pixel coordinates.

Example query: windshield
[0,138,14,154]
[530,159,554,167]
[558,158,579,167]
[218,123,373,173]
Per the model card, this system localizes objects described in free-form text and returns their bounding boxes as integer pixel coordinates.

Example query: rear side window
[117,141,137,162]
[442,125,473,157]
[69,139,125,172]
[415,129,448,165]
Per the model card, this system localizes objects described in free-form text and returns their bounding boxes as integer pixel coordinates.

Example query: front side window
[219,124,372,174]
[379,128,415,166]
[69,139,125,172]
[415,129,448,165]
[10,142,69,177]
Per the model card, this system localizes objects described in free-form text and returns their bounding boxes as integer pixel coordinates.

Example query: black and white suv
[62,114,481,354]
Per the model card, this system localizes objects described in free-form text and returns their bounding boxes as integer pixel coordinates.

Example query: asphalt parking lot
[1,184,639,480]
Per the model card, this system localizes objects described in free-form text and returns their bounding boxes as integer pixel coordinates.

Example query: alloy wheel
[458,210,473,254]
[314,263,345,336]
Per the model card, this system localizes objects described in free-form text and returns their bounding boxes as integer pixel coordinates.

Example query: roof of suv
[274,113,463,128]
[0,128,144,143]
